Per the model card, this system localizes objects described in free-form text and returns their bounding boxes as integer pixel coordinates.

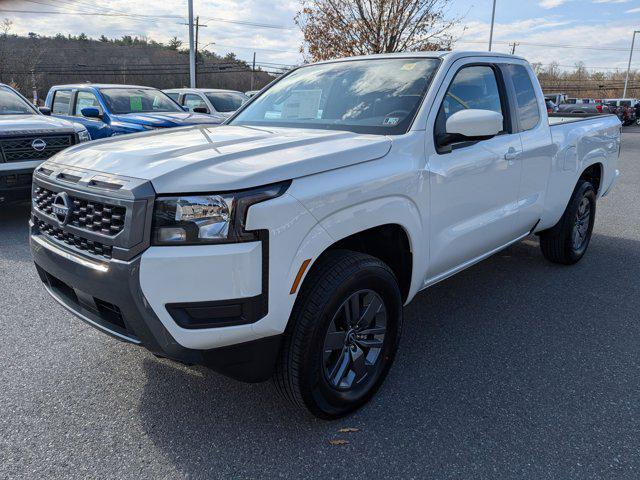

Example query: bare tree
[296,0,459,62]
[0,18,13,84]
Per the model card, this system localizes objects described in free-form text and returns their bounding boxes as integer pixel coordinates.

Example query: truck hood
[0,114,79,135]
[111,112,225,127]
[46,125,392,193]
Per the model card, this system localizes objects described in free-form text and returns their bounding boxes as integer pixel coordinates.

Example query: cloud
[627,7,640,12]
[593,0,631,3]
[539,0,568,9]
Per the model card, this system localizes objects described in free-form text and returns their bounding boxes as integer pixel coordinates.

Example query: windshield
[230,57,440,135]
[99,88,182,114]
[0,86,36,115]
[205,92,247,112]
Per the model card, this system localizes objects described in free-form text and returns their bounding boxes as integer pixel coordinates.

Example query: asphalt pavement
[1,130,639,479]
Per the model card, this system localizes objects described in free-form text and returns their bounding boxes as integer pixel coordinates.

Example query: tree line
[0,24,276,102]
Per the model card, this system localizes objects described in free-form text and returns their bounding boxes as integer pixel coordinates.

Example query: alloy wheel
[322,289,387,391]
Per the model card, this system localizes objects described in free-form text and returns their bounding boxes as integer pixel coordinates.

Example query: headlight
[77,129,91,142]
[151,182,290,245]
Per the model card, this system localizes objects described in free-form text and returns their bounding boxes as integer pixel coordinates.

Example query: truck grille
[0,173,32,188]
[33,186,126,236]
[35,218,113,259]
[0,134,74,162]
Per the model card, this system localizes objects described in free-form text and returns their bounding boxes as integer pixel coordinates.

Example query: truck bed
[548,112,617,126]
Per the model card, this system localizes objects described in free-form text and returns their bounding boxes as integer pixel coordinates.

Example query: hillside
[0,33,277,101]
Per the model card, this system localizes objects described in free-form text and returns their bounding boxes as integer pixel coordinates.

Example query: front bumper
[30,227,282,382]
[0,160,42,203]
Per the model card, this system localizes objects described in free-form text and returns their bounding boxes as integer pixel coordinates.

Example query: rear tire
[274,250,402,419]
[539,180,596,265]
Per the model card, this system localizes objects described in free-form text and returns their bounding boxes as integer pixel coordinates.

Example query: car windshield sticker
[130,96,143,112]
[384,117,400,126]
[401,63,417,71]
[281,89,322,120]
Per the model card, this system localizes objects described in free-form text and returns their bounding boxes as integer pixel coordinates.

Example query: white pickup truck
[30,52,620,419]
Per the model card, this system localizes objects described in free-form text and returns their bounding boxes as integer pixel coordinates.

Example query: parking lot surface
[1,130,639,479]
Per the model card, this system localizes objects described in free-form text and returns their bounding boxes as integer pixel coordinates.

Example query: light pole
[489,0,497,51]
[623,30,640,99]
[188,0,196,88]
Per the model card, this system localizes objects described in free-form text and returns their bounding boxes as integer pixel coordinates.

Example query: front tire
[539,180,596,265]
[274,250,402,419]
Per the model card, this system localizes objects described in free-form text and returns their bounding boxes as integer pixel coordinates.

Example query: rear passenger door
[502,63,553,230]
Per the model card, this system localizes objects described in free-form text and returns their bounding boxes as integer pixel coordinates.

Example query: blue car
[44,84,225,140]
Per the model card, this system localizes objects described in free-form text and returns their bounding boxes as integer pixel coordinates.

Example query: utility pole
[188,0,195,88]
[623,30,640,98]
[195,16,199,86]
[250,52,256,91]
[489,0,497,51]
[30,67,37,105]
[509,42,519,55]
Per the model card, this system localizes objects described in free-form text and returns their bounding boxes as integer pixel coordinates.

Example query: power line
[0,8,293,30]
[457,39,635,52]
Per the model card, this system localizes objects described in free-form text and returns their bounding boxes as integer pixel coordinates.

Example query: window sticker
[383,116,400,126]
[130,96,143,111]
[401,63,417,71]
[281,89,322,119]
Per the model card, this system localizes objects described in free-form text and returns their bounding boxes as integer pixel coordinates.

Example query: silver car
[163,88,249,119]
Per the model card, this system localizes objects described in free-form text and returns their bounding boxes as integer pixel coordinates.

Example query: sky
[2,0,640,72]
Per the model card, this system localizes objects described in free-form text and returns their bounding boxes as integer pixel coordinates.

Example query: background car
[164,88,248,119]
[0,83,89,203]
[45,84,225,139]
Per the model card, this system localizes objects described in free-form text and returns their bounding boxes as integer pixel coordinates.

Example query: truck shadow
[136,233,640,477]
[0,202,33,263]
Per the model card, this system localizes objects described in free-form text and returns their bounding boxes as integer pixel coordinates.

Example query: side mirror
[192,106,209,114]
[446,109,503,138]
[81,107,102,119]
[38,106,51,116]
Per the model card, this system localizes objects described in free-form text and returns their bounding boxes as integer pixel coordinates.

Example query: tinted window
[205,92,247,112]
[439,65,503,128]
[183,93,208,112]
[231,58,441,135]
[506,64,540,131]
[99,88,182,114]
[165,92,179,101]
[52,90,71,115]
[74,91,101,116]
[0,87,36,115]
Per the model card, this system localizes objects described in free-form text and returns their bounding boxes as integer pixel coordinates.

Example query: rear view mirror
[446,109,503,138]
[81,107,102,119]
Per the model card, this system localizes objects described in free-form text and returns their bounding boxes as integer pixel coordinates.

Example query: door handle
[504,147,520,164]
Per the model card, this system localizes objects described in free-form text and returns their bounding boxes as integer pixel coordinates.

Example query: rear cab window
[505,64,540,131]
[51,90,72,115]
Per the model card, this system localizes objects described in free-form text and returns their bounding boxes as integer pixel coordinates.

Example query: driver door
[426,62,525,281]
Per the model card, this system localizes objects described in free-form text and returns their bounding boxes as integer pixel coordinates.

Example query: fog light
[157,227,187,243]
